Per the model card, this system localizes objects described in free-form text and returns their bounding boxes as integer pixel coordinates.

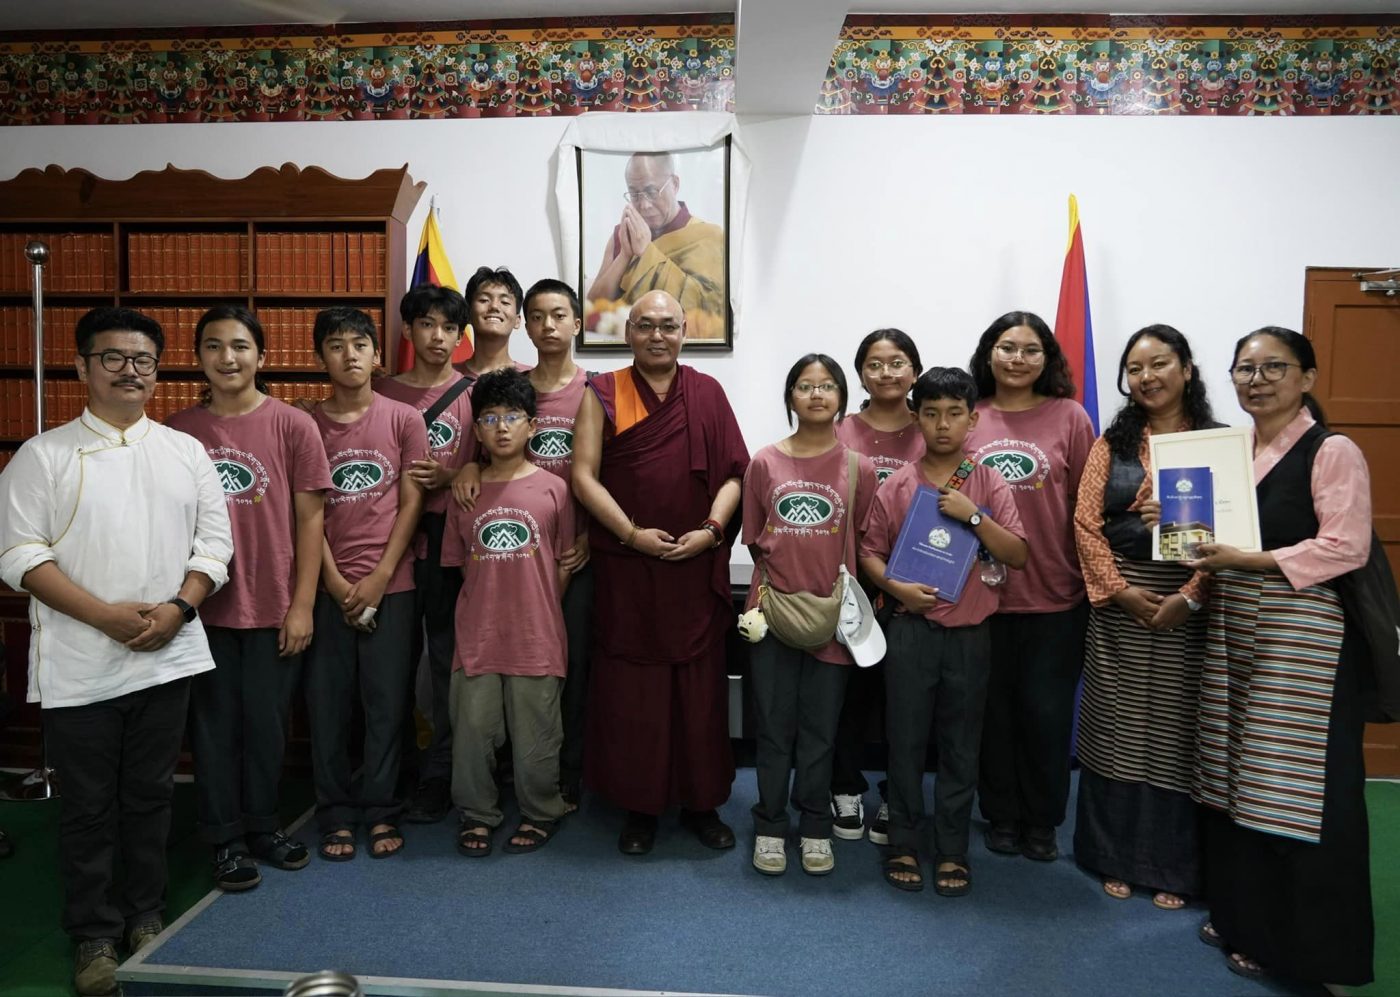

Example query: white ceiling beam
[734,0,849,116]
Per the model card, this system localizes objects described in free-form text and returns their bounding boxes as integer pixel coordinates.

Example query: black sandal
[368,824,404,859]
[318,829,356,863]
[933,855,971,897]
[249,829,310,871]
[503,819,560,855]
[881,849,924,892]
[456,819,494,858]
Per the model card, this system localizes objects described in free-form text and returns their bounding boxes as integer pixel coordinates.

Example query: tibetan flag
[397,205,470,372]
[1053,195,1099,432]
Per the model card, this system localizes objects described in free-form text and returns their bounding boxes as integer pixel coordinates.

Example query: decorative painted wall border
[0,15,734,124]
[817,15,1397,115]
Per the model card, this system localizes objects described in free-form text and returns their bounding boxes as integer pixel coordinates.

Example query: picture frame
[575,137,732,351]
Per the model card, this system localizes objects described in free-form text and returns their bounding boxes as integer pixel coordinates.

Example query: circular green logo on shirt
[212,459,256,495]
[980,450,1037,483]
[529,429,574,460]
[875,468,895,484]
[776,491,835,527]
[331,460,385,493]
[479,519,532,552]
[428,419,456,451]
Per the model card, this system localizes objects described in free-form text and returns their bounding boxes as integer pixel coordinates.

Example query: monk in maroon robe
[573,290,748,855]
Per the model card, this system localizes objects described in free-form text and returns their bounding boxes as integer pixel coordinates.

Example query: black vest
[1257,421,1328,550]
[1103,450,1151,560]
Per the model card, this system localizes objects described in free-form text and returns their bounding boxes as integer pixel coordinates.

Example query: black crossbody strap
[422,376,473,430]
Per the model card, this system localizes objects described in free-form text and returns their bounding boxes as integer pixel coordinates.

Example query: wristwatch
[967,512,983,528]
[167,597,197,624]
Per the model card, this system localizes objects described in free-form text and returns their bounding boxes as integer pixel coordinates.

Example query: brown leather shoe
[73,939,118,996]
[618,812,657,855]
[679,808,735,850]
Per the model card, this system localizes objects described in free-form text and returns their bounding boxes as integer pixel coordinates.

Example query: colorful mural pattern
[818,17,1397,115]
[0,17,735,125]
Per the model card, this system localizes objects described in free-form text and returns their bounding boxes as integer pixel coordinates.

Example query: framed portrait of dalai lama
[576,138,732,351]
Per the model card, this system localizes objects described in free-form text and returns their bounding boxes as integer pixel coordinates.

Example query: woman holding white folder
[1186,327,1373,986]
[1071,325,1218,911]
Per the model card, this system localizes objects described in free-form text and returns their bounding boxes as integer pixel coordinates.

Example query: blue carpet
[137,771,1320,996]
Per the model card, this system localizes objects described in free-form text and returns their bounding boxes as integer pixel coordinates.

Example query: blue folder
[885,485,980,603]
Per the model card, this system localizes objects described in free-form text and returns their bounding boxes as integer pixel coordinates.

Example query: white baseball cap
[834,566,886,668]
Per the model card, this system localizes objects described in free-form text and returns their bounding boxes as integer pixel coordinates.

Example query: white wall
[5,112,1399,496]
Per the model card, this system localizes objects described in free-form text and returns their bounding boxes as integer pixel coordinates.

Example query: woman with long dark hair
[965,310,1095,862]
[829,329,924,844]
[168,305,331,886]
[1188,327,1373,985]
[1072,325,1218,910]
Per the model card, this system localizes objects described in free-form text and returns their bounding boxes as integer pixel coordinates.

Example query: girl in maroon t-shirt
[830,329,924,845]
[168,305,332,893]
[742,353,877,877]
[964,310,1095,864]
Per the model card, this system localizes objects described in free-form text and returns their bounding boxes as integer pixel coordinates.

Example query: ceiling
[3,0,1396,31]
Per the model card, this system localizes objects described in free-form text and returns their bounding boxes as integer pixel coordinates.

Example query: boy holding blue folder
[859,368,1027,896]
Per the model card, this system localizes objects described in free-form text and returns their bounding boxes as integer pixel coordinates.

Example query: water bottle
[978,547,1006,586]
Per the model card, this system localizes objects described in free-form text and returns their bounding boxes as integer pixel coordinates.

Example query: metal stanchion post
[1,240,58,803]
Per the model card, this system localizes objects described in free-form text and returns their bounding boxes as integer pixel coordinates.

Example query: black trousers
[748,637,849,838]
[885,616,990,858]
[558,560,594,786]
[305,589,415,832]
[190,626,300,845]
[977,602,1088,828]
[829,660,887,799]
[410,512,464,783]
[45,677,191,942]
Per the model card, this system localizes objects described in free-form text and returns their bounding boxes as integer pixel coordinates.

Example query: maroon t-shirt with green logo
[441,469,574,677]
[313,393,428,595]
[168,397,332,630]
[373,373,477,517]
[836,413,927,487]
[526,368,590,536]
[742,443,878,665]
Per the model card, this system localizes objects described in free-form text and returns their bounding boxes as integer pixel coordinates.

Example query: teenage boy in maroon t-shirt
[454,266,532,385]
[521,279,593,808]
[860,368,1028,897]
[305,307,427,861]
[443,368,573,856]
[374,285,476,824]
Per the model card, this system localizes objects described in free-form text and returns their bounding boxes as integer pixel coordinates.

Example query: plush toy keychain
[737,606,768,643]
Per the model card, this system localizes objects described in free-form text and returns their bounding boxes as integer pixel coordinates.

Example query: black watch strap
[168,597,197,624]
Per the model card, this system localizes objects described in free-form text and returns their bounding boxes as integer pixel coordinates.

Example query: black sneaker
[868,803,891,846]
[213,844,261,892]
[248,829,310,870]
[1022,825,1059,862]
[404,776,451,824]
[831,794,865,841]
[985,820,1022,855]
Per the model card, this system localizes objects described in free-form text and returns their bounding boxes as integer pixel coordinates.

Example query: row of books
[1,305,384,369]
[128,233,249,293]
[255,232,388,294]
[0,377,341,441]
[0,233,115,294]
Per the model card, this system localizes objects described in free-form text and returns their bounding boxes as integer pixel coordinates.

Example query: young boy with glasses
[443,368,573,857]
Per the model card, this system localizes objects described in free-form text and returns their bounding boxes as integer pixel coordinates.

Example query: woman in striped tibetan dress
[1188,327,1374,986]
[1072,325,1218,911]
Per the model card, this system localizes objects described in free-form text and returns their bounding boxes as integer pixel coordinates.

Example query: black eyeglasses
[83,350,159,375]
[1229,361,1300,384]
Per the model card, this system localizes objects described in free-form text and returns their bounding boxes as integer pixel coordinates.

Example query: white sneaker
[800,836,835,876]
[831,793,865,840]
[868,803,891,845]
[752,835,787,875]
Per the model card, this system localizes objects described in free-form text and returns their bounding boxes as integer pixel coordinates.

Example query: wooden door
[1303,266,1400,777]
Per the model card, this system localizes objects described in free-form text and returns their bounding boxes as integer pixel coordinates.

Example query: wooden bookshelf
[0,163,424,756]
